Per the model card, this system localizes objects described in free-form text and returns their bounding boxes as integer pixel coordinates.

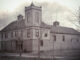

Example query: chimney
[17,14,23,21]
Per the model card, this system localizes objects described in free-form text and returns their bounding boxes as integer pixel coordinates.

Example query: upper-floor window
[44,33,48,37]
[35,12,39,23]
[36,29,39,37]
[71,38,73,42]
[1,33,3,39]
[15,31,17,37]
[27,12,30,23]
[54,35,56,41]
[71,38,79,42]
[21,30,23,37]
[77,39,79,42]
[63,35,65,42]
[11,32,13,38]
[5,33,8,38]
[27,29,30,38]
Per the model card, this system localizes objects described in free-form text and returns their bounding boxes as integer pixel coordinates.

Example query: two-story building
[0,3,80,53]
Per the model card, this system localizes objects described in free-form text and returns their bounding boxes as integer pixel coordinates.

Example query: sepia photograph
[0,0,80,60]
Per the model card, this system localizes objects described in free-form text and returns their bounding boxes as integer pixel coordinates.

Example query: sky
[0,0,80,30]
[0,0,80,12]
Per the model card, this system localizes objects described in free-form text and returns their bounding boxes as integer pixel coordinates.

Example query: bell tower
[25,3,42,27]
[24,3,42,52]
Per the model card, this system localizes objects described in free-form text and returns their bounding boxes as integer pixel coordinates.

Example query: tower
[25,3,42,27]
[24,3,42,52]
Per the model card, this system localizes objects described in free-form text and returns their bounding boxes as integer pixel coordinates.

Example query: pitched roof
[41,22,51,29]
[1,19,51,32]
[1,19,80,35]
[1,19,26,32]
[51,26,80,35]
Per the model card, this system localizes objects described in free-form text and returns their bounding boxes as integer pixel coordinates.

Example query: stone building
[0,3,80,53]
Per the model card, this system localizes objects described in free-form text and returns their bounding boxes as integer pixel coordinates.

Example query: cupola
[53,21,59,27]
[17,14,23,21]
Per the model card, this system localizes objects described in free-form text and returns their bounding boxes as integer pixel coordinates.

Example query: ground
[0,50,80,60]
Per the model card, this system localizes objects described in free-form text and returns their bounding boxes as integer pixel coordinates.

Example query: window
[71,38,79,42]
[27,29,30,38]
[5,33,8,38]
[27,12,30,23]
[45,33,48,37]
[21,43,23,50]
[63,35,65,42]
[40,40,43,46]
[16,40,18,49]
[15,31,18,37]
[71,38,73,42]
[54,35,56,41]
[77,39,79,42]
[11,32,13,37]
[21,30,23,37]
[36,29,39,37]
[1,33,3,39]
[35,12,39,23]
[5,33,6,38]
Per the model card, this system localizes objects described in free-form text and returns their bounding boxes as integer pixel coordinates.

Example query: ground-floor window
[40,40,43,46]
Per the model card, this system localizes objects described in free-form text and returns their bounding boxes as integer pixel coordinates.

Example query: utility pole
[52,34,55,60]
[18,37,23,56]
[37,29,41,60]
[53,37,54,60]
[38,37,40,60]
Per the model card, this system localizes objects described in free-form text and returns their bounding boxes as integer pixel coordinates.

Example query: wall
[0,34,1,51]
[51,33,80,50]
[40,28,53,51]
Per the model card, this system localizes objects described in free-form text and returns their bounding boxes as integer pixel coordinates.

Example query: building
[0,3,80,53]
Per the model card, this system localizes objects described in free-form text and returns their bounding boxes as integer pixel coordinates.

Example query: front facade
[0,3,80,53]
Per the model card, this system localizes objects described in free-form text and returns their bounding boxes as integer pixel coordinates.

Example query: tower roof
[31,2,35,6]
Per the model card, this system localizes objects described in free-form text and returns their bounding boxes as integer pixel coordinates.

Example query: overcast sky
[0,0,80,30]
[0,0,80,11]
